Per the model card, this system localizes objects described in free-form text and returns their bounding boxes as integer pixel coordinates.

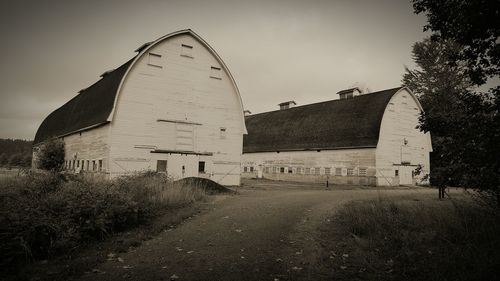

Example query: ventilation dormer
[337,87,362,99]
[279,101,296,110]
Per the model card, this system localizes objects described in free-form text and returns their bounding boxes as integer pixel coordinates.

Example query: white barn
[33,29,247,186]
[242,87,432,186]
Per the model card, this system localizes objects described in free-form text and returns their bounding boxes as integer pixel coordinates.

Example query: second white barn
[242,87,432,186]
[33,29,247,185]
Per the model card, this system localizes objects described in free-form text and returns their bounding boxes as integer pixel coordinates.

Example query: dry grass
[322,195,500,281]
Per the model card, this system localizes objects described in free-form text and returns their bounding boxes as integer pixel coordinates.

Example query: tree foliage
[0,138,33,167]
[407,0,500,197]
[412,0,500,85]
[37,138,65,171]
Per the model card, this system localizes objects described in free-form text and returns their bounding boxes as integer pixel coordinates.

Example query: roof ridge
[247,87,402,118]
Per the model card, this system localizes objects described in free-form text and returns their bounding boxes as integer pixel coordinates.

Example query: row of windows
[65,159,103,172]
[243,166,368,176]
[147,43,222,79]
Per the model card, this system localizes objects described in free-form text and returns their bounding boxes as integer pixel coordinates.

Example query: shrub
[36,138,65,171]
[0,172,207,271]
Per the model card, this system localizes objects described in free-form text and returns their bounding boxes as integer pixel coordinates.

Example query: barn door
[399,166,413,185]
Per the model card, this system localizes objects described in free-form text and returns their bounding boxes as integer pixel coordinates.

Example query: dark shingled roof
[34,57,135,144]
[243,87,402,153]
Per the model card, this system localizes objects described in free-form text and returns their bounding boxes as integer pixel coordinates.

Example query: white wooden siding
[109,33,244,185]
[375,89,432,186]
[61,124,110,173]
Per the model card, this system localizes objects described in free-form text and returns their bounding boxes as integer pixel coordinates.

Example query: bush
[0,172,207,271]
[36,139,65,171]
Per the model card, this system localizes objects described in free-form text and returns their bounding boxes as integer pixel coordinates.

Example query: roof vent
[244,110,252,116]
[279,101,296,110]
[337,87,362,100]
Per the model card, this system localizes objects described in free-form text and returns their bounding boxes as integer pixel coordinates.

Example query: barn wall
[375,89,432,186]
[109,33,244,185]
[242,148,377,186]
[60,124,110,174]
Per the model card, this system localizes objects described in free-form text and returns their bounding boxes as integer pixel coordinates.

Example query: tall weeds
[0,171,206,271]
[333,197,500,280]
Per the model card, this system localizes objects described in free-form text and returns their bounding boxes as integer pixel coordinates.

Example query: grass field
[320,193,500,281]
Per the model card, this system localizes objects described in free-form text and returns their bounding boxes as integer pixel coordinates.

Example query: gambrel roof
[34,29,246,144]
[34,58,135,144]
[243,87,403,153]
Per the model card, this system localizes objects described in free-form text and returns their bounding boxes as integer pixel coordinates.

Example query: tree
[8,153,23,167]
[403,38,472,197]
[0,153,7,166]
[37,138,65,172]
[408,0,500,199]
[21,154,32,167]
[412,0,500,85]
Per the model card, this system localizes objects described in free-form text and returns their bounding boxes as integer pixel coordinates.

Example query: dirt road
[78,186,434,281]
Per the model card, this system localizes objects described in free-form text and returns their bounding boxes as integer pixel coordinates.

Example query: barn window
[210,66,222,79]
[181,44,193,58]
[395,169,399,177]
[250,166,254,172]
[324,167,331,175]
[157,160,167,173]
[220,127,226,139]
[86,160,90,171]
[81,160,85,169]
[148,53,162,68]
[92,160,97,171]
[335,167,342,176]
[288,168,293,174]
[347,168,354,176]
[98,160,103,171]
[198,161,205,173]
[280,167,285,173]
[359,168,367,176]
[243,166,247,172]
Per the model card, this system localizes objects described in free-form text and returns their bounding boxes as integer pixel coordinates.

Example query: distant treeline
[0,138,33,167]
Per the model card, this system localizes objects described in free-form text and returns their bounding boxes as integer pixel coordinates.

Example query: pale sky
[0,0,429,140]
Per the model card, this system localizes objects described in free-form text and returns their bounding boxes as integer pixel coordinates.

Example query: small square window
[324,167,331,175]
[250,166,254,172]
[288,168,293,174]
[210,66,222,79]
[181,44,193,58]
[335,167,342,175]
[280,167,285,173]
[305,168,311,174]
[359,168,367,176]
[198,161,205,173]
[220,127,226,139]
[314,167,320,175]
[347,168,354,176]
[157,160,167,172]
[148,53,162,68]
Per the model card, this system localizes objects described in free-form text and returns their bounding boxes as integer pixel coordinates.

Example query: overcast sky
[0,0,430,140]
